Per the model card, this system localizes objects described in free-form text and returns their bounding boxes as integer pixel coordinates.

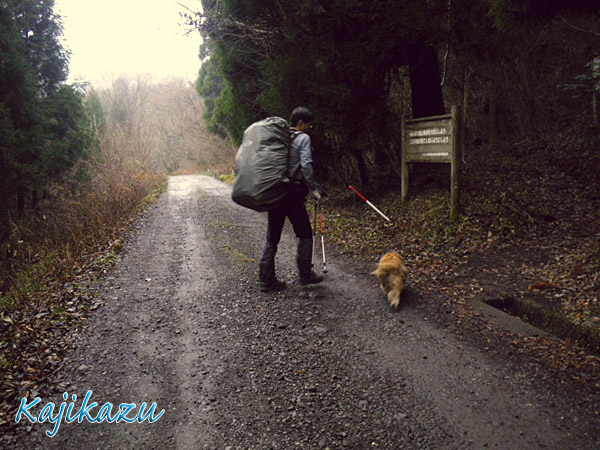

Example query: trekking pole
[319,203,327,273]
[312,200,318,273]
[348,185,391,222]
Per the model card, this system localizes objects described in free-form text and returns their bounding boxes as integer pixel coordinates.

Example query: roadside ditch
[475,292,600,355]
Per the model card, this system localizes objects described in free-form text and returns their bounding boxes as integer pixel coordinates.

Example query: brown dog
[372,251,408,309]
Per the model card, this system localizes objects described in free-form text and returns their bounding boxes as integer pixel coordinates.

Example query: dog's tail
[371,262,397,277]
[387,289,401,309]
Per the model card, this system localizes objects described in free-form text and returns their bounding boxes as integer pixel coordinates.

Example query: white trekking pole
[312,200,327,273]
[312,200,318,273]
[349,185,391,222]
[319,202,327,273]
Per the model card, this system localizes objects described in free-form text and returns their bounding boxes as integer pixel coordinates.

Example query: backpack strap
[290,130,303,141]
[288,130,305,183]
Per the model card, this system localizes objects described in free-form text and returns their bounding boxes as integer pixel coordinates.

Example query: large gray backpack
[231,117,299,212]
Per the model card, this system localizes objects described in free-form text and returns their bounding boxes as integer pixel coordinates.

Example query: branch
[558,15,600,37]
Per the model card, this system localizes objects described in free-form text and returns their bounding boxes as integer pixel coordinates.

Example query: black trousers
[259,185,313,281]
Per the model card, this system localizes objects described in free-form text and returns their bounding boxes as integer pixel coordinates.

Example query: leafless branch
[558,15,600,37]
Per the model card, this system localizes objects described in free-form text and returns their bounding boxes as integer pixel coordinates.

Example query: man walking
[258,107,324,292]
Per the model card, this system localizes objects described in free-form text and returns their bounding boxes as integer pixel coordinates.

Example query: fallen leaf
[528,280,561,291]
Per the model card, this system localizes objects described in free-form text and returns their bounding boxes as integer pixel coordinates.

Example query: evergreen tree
[195,0,450,183]
[490,0,600,29]
[0,0,92,226]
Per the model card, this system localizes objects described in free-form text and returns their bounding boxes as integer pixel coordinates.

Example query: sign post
[401,105,462,221]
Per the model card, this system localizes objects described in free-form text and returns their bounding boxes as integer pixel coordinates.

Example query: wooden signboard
[401,106,461,221]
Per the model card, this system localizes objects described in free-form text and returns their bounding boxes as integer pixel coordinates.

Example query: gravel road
[13,175,600,449]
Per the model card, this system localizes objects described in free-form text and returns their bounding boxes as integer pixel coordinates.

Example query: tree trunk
[374,144,390,171]
[593,91,599,126]
[17,187,25,217]
[32,189,39,210]
[353,147,369,186]
[462,68,469,149]
[409,46,445,119]
[0,205,8,242]
[489,85,499,143]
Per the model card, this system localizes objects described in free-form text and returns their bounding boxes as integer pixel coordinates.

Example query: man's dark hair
[290,107,314,127]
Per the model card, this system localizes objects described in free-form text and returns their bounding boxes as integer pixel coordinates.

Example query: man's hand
[311,189,322,201]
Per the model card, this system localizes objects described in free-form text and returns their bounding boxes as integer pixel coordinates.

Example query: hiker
[258,106,325,292]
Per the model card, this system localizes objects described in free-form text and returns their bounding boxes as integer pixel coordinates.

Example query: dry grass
[1,159,165,298]
[0,156,165,430]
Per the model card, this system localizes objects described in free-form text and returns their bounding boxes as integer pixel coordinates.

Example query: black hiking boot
[258,279,286,292]
[297,246,324,285]
[299,271,324,285]
[259,251,286,292]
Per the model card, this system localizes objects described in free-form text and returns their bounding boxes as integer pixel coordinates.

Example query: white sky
[54,0,203,87]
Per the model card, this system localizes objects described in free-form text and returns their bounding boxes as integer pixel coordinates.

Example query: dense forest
[0,0,94,226]
[191,0,599,185]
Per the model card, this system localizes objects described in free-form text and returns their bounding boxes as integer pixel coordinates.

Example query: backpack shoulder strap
[290,130,303,142]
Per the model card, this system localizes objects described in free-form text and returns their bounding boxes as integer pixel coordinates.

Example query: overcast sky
[54,0,202,86]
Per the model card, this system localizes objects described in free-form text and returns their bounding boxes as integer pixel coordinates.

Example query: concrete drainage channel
[472,293,600,355]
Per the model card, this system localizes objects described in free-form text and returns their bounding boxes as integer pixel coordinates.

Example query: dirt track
[12,175,600,449]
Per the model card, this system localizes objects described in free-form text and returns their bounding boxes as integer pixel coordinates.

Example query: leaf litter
[325,124,600,386]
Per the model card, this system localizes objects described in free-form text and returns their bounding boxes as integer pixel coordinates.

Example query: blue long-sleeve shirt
[288,132,317,191]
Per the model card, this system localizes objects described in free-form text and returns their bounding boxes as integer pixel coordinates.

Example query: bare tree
[97,75,236,174]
